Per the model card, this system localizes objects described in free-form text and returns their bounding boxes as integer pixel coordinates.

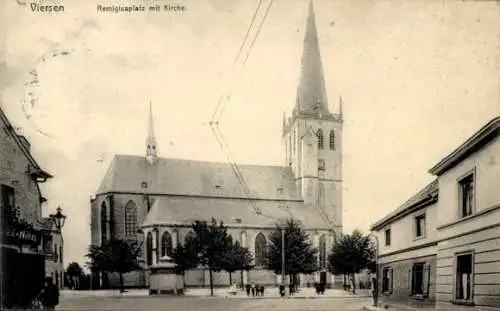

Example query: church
[90,0,344,289]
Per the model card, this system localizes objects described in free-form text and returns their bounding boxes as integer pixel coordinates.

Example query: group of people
[245,283,265,296]
[313,282,326,295]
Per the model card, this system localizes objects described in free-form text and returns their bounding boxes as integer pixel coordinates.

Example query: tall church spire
[146,101,158,164]
[295,0,329,115]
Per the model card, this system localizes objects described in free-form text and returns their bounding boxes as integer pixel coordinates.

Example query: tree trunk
[209,268,214,296]
[119,272,124,293]
[240,270,244,289]
[352,273,356,295]
[229,272,232,285]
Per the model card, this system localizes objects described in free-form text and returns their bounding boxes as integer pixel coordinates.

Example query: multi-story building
[371,180,438,307]
[0,106,53,308]
[429,116,500,310]
[372,115,500,310]
[41,217,65,289]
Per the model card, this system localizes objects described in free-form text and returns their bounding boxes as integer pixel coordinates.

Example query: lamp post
[281,226,285,286]
[50,206,66,288]
[368,232,380,307]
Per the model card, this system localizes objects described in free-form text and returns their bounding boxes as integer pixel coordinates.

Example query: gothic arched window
[185,230,196,245]
[161,231,173,257]
[124,201,137,238]
[254,233,267,267]
[329,130,335,150]
[317,129,324,149]
[146,232,153,266]
[319,234,327,269]
[100,202,107,243]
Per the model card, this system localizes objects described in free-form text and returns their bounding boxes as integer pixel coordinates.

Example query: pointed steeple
[295,0,329,115]
[146,101,158,164]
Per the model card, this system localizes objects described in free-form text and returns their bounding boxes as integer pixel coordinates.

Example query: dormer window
[215,185,222,190]
[141,182,148,189]
[277,187,284,194]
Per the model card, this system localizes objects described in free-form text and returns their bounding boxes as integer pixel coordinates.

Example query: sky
[1,0,499,268]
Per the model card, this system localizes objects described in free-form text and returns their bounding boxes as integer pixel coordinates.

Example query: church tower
[282,0,343,231]
[146,101,158,164]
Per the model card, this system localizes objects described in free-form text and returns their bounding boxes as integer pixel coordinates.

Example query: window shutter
[389,268,394,293]
[423,263,430,297]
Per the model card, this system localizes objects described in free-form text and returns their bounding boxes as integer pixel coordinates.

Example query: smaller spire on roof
[339,96,343,119]
[146,100,158,164]
[282,111,286,132]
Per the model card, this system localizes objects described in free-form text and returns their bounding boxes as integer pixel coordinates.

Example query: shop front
[1,216,45,309]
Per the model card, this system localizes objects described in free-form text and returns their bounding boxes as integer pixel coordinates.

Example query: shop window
[411,262,430,297]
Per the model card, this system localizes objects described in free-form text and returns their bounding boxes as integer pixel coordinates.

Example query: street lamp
[368,232,380,307]
[50,206,66,232]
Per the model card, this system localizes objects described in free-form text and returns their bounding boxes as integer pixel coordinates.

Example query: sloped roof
[429,116,500,175]
[0,106,52,179]
[141,196,330,229]
[370,179,439,231]
[96,155,302,201]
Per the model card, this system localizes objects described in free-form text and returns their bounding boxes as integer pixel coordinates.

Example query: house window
[455,253,473,301]
[385,229,391,246]
[1,185,15,221]
[415,214,426,238]
[459,174,474,217]
[317,129,324,149]
[411,263,425,295]
[382,267,393,293]
[43,236,53,254]
[54,244,59,263]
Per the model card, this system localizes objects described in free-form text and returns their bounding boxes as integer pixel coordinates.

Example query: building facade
[429,116,500,310]
[0,107,53,308]
[372,116,500,310]
[90,0,344,289]
[371,181,439,308]
[40,218,65,289]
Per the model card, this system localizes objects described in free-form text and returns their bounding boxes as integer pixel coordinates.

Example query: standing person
[40,277,59,311]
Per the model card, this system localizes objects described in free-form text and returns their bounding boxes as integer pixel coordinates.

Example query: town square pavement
[57,288,375,311]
